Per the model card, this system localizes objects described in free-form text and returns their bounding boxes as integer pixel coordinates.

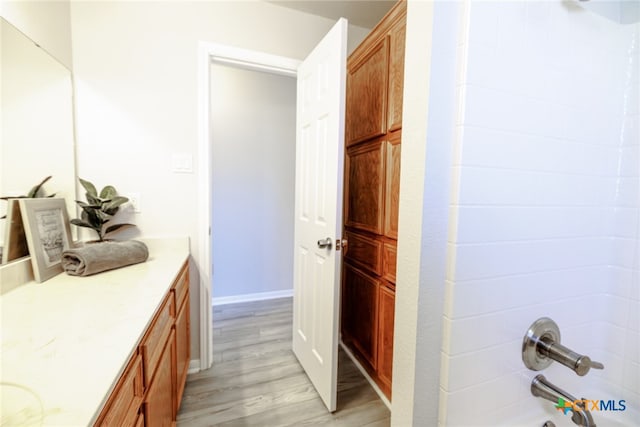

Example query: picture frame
[2,199,30,264]
[19,198,73,283]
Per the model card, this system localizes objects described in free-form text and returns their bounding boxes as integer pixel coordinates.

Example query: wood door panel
[345,140,385,234]
[387,19,406,132]
[344,231,383,275]
[382,242,397,284]
[377,285,395,396]
[140,293,173,388]
[384,133,401,239]
[95,354,143,427]
[144,330,175,427]
[341,263,379,369]
[346,38,389,146]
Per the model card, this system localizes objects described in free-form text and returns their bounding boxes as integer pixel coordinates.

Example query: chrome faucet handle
[522,317,605,376]
[537,338,604,376]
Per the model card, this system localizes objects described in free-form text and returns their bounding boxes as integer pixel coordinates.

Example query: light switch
[172,153,193,173]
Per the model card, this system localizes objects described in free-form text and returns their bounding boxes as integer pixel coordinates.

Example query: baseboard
[211,289,293,306]
[188,359,201,374]
[340,340,392,410]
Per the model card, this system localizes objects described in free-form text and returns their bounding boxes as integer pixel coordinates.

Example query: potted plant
[71,178,135,242]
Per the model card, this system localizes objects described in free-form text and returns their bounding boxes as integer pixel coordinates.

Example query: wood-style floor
[177,297,390,426]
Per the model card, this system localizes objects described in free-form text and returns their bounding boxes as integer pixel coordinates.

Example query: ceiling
[266,0,396,29]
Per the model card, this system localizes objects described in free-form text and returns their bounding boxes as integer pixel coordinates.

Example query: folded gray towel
[61,240,149,276]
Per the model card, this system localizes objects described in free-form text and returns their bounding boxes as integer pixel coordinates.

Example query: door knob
[317,237,332,249]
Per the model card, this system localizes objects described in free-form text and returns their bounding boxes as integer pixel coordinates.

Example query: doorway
[209,63,296,302]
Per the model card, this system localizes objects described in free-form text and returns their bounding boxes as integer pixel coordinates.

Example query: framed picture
[19,198,73,283]
[2,199,30,264]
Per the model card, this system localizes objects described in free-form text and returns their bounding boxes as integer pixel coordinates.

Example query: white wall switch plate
[172,153,193,173]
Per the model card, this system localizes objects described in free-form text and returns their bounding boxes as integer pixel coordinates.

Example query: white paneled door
[292,18,348,413]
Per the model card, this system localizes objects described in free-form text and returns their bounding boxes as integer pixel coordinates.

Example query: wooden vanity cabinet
[95,260,190,426]
[341,0,405,400]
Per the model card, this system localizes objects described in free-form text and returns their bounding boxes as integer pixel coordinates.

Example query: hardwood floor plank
[177,297,390,426]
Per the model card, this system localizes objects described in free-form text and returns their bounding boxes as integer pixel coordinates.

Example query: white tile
[619,145,640,178]
[616,177,640,208]
[609,237,639,270]
[624,328,640,364]
[447,267,605,319]
[460,126,615,176]
[444,340,522,391]
[457,166,617,207]
[606,266,635,298]
[452,238,610,281]
[607,207,640,239]
[441,373,523,426]
[455,206,608,243]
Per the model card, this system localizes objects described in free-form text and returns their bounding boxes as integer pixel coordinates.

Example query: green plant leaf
[102,196,129,215]
[70,219,95,229]
[86,193,101,206]
[104,223,136,236]
[83,209,103,229]
[100,185,117,200]
[27,176,52,198]
[79,178,98,197]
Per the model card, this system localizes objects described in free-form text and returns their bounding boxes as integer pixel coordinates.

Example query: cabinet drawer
[344,231,382,275]
[172,261,189,312]
[95,353,143,427]
[140,293,174,387]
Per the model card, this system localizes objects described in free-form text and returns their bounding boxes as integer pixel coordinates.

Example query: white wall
[210,64,295,299]
[0,0,72,69]
[437,1,640,425]
[69,0,369,361]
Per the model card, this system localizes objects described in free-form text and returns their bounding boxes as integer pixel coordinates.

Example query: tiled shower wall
[439,1,639,425]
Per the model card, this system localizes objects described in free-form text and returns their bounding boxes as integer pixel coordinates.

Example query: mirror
[0,17,76,266]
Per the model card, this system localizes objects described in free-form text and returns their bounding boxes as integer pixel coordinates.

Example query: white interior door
[292,18,348,413]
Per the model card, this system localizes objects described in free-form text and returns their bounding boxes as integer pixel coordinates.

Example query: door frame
[196,41,301,371]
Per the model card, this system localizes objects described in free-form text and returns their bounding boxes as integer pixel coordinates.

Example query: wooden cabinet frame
[341,0,405,401]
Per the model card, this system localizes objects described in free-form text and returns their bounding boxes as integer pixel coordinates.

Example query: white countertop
[0,237,190,426]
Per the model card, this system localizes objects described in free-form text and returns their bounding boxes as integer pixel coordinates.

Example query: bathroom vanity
[0,238,190,426]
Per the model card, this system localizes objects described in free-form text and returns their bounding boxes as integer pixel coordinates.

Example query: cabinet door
[387,19,406,132]
[144,329,176,427]
[95,354,144,426]
[345,140,385,234]
[346,38,389,146]
[384,133,401,239]
[341,263,379,369]
[377,285,395,397]
[175,297,190,412]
